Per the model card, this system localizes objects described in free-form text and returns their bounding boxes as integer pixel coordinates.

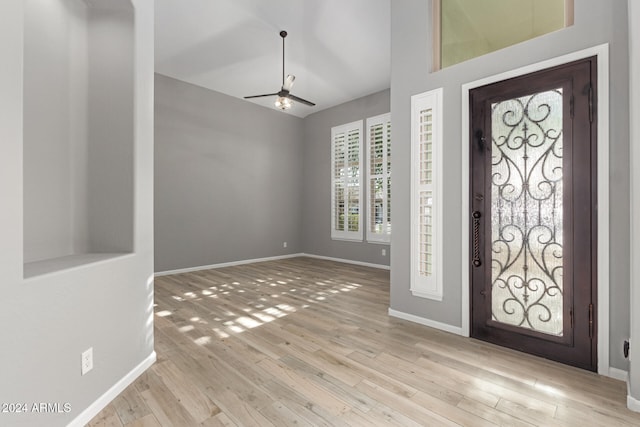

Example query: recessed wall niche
[23,0,134,278]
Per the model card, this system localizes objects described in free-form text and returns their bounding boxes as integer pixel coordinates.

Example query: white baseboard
[156,253,390,276]
[607,367,629,382]
[301,253,390,270]
[628,393,640,413]
[68,351,156,427]
[388,308,464,336]
[155,253,305,276]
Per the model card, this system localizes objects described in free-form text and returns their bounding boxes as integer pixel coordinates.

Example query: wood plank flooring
[88,257,640,426]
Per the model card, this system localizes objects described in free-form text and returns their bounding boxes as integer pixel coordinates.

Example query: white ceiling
[155,0,391,118]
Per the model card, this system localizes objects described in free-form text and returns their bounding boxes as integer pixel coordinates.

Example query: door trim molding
[629,0,640,407]
[461,44,610,375]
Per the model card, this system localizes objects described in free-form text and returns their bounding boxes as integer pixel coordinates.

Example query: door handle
[472,211,482,267]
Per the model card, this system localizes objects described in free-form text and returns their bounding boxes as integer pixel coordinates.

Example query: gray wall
[154,74,304,272]
[86,5,135,254]
[390,0,630,370]
[23,1,135,263]
[301,89,391,266]
[155,77,391,273]
[0,1,155,425]
[22,0,87,262]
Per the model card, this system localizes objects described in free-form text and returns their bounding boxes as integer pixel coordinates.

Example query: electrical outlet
[283,242,287,248]
[382,248,387,256]
[81,347,93,375]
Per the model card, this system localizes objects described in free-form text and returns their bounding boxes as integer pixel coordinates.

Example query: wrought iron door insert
[490,89,564,336]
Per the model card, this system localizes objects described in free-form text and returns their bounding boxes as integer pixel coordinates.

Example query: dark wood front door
[469,58,597,371]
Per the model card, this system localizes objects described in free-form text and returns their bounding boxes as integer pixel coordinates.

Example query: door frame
[629,0,640,409]
[461,44,611,376]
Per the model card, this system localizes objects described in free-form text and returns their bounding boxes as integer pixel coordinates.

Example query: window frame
[331,120,364,241]
[365,113,392,243]
[410,88,444,300]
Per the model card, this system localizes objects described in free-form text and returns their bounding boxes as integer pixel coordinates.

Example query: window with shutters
[366,113,391,243]
[411,88,443,300]
[331,120,363,241]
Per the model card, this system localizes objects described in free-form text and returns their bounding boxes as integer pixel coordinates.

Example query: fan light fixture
[275,96,293,110]
[244,31,315,111]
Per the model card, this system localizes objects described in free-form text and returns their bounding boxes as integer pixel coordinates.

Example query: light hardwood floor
[88,257,640,426]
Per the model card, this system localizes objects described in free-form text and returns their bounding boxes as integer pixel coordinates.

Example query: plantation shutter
[366,113,392,243]
[411,89,443,300]
[331,121,363,241]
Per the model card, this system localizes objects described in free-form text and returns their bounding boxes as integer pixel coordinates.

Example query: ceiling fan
[244,30,315,111]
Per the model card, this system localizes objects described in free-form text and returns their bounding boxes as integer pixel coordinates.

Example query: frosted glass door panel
[490,89,564,336]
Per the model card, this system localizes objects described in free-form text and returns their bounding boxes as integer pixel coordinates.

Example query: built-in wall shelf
[22,0,135,278]
[24,253,133,279]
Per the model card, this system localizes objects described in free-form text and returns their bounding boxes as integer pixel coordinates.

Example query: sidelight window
[411,88,443,300]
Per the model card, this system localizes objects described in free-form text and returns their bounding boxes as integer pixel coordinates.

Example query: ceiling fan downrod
[280,30,287,87]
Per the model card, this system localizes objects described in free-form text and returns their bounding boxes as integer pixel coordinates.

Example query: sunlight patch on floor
[157,269,369,342]
[253,312,275,323]
[236,316,262,329]
[194,336,211,345]
[223,321,244,333]
[212,328,229,338]
[534,381,566,397]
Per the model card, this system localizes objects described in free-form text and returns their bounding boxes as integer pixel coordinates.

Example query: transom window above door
[434,0,574,70]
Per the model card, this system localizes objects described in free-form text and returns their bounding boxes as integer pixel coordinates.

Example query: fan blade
[287,93,315,106]
[283,75,295,91]
[244,93,279,99]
